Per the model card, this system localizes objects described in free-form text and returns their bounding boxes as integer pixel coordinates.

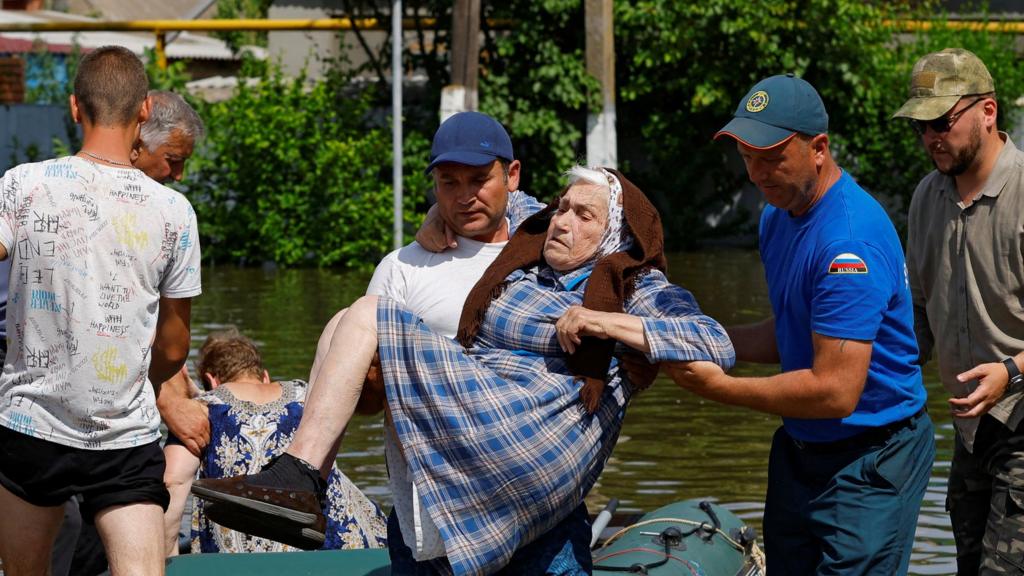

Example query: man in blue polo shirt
[670,74,935,574]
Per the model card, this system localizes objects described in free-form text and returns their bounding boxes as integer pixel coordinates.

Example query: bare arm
[156,367,210,456]
[162,442,202,557]
[725,317,779,364]
[555,306,648,354]
[667,332,871,418]
[150,296,191,386]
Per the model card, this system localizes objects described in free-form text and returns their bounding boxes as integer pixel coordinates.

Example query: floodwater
[190,249,957,573]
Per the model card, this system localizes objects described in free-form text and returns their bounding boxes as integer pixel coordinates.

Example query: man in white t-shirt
[310,112,603,572]
[0,46,201,576]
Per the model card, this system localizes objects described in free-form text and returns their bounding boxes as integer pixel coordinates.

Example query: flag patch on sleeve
[828,253,868,274]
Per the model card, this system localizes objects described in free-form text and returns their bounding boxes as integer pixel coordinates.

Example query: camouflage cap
[892,48,995,121]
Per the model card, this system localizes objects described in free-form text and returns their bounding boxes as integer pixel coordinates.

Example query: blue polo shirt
[760,170,925,442]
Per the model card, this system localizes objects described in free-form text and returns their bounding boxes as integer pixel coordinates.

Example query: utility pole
[585,0,616,168]
[392,0,403,249]
[441,0,479,121]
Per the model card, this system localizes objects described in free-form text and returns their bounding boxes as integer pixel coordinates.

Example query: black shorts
[0,425,169,520]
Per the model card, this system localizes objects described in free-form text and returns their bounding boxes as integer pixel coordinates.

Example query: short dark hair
[196,328,265,390]
[73,46,149,127]
[499,159,511,184]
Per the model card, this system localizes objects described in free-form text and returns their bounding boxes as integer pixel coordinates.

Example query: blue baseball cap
[715,74,829,149]
[425,111,514,174]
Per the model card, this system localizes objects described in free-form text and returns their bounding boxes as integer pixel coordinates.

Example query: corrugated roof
[0,34,75,53]
[0,9,265,61]
[65,0,216,22]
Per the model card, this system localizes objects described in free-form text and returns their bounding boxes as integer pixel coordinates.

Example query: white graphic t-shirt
[0,156,202,449]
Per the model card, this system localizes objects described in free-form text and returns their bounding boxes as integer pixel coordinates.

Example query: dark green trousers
[949,415,1024,575]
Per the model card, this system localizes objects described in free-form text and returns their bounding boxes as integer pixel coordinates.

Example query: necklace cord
[79,150,133,168]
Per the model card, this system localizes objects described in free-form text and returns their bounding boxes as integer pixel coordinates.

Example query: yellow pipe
[0,17,1016,34]
[0,18,516,32]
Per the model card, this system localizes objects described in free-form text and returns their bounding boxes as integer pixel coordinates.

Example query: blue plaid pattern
[377,264,734,575]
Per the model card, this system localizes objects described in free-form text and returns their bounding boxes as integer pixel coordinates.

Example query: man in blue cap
[355,110,570,572]
[670,74,935,573]
[189,112,604,572]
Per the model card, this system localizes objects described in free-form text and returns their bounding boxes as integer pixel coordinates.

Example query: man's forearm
[156,370,193,409]
[672,367,858,419]
[150,349,187,387]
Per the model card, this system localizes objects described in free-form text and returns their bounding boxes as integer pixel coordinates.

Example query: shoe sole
[191,484,320,527]
[205,503,326,550]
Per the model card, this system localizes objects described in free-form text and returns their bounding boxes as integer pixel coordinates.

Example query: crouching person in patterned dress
[192,167,735,575]
[161,328,387,556]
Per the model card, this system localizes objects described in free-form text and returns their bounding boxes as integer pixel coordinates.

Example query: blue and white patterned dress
[377,264,735,575]
[191,379,388,553]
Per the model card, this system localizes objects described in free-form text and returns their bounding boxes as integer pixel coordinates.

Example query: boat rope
[597,517,745,553]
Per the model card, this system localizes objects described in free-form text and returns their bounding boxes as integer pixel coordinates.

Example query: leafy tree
[183,62,430,268]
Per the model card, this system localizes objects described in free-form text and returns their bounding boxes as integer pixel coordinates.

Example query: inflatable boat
[165,499,763,575]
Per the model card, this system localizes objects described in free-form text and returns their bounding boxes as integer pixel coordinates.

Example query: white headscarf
[594,168,634,260]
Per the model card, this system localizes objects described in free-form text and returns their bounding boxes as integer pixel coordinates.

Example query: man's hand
[354,351,386,415]
[157,366,210,457]
[951,362,1009,418]
[621,352,660,392]
[414,204,457,253]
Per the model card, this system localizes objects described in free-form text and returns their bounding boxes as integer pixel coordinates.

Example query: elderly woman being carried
[192,166,735,575]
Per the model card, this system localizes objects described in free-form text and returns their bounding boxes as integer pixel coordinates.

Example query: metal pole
[155,31,167,70]
[585,0,616,168]
[392,0,403,250]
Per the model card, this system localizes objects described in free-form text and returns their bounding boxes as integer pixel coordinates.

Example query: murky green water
[190,249,957,573]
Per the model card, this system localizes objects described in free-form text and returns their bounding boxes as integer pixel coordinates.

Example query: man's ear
[506,159,522,192]
[137,95,152,125]
[811,134,830,167]
[982,97,998,130]
[129,141,141,162]
[69,94,82,125]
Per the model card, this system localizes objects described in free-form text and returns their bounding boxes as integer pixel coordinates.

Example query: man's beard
[933,120,982,177]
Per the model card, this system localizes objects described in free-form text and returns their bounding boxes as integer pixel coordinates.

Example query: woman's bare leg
[309,307,347,385]
[286,295,379,473]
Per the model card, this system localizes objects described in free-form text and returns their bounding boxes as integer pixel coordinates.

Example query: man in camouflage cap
[895,48,1024,575]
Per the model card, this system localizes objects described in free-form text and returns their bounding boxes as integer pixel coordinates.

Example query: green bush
[184,61,430,268]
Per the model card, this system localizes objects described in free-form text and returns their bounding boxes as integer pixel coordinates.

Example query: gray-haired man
[131,90,205,184]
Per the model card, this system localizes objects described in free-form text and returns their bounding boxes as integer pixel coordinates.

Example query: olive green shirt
[907,133,1024,451]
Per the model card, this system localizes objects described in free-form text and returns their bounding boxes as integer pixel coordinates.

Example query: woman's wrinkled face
[543,182,609,272]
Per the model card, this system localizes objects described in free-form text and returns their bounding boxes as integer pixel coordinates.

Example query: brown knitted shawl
[456,168,667,413]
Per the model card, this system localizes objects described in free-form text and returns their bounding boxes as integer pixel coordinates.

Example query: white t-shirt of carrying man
[367,231,508,561]
[0,157,202,450]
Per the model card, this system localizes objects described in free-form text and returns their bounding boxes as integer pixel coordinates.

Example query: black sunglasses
[911,97,985,136]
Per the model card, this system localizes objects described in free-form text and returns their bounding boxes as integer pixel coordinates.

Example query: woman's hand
[556,306,649,354]
[556,306,607,354]
[414,204,458,252]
